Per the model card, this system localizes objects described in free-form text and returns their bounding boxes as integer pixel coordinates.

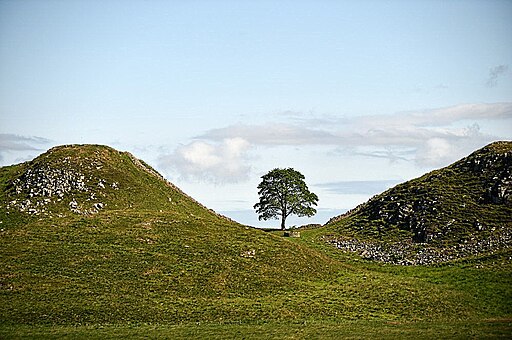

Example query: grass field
[2,320,512,339]
[2,219,510,338]
[1,145,511,338]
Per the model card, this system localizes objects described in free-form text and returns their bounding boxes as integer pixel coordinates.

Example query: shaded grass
[291,227,512,320]
[2,320,511,339]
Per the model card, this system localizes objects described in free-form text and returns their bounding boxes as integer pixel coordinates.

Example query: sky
[1,0,511,228]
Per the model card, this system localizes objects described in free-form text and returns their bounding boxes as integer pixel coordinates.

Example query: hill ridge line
[124,151,238,224]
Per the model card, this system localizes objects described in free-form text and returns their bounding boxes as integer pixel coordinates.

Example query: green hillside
[1,144,511,337]
[0,145,339,324]
[322,141,512,265]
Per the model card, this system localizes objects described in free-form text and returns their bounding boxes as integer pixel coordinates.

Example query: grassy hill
[322,141,512,265]
[1,144,225,219]
[0,145,341,324]
[1,144,511,337]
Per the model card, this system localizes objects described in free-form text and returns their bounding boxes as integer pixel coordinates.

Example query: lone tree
[254,168,318,230]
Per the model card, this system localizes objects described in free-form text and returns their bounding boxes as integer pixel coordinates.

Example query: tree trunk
[281,216,286,230]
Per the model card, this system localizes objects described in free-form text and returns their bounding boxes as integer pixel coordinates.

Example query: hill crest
[1,144,232,222]
[323,141,512,265]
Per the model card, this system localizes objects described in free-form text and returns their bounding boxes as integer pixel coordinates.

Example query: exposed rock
[93,202,104,210]
[7,162,113,215]
[13,166,87,198]
[241,249,256,258]
[325,142,512,264]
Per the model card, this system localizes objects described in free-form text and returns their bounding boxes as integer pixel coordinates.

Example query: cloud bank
[160,102,511,183]
[201,103,510,166]
[316,180,401,195]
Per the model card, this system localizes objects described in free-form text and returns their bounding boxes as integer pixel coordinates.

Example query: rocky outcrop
[459,144,512,205]
[12,165,87,198]
[6,158,116,216]
[325,141,512,264]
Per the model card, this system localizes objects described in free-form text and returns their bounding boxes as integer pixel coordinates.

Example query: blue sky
[1,0,511,227]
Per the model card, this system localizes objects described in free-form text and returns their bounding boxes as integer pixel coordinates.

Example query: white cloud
[345,103,511,134]
[155,102,510,185]
[182,142,220,168]
[158,137,251,183]
[201,123,335,146]
[414,125,491,167]
[316,180,401,195]
[417,138,453,167]
[195,102,511,169]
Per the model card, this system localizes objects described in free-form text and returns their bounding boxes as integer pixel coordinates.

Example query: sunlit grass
[1,144,511,338]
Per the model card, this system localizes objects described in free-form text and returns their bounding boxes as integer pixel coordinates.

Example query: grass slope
[323,142,512,256]
[1,144,511,338]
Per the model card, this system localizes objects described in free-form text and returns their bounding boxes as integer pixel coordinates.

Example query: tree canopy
[254,168,318,230]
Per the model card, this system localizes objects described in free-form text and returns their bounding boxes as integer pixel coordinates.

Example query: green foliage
[254,168,318,230]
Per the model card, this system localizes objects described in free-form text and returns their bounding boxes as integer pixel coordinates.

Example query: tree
[254,168,318,230]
